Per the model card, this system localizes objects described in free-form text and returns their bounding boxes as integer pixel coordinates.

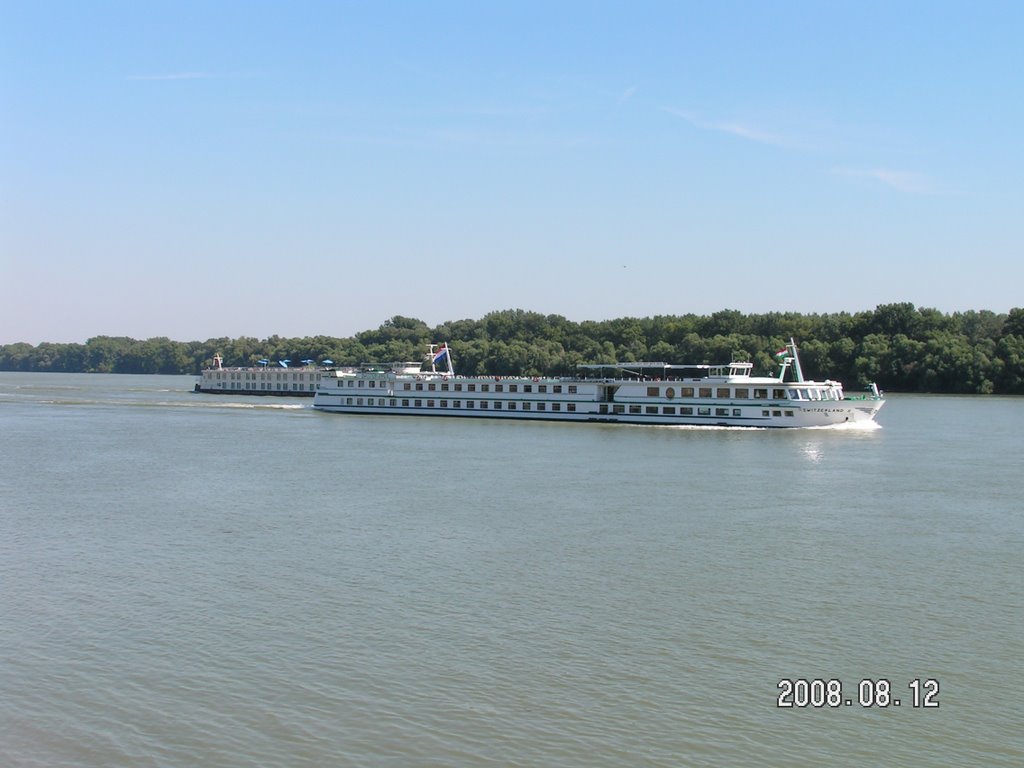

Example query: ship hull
[312,388,883,428]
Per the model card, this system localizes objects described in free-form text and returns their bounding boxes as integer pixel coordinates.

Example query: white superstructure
[195,354,330,396]
[312,341,885,428]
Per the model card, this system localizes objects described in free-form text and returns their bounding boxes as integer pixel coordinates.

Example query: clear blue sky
[2,1,1021,344]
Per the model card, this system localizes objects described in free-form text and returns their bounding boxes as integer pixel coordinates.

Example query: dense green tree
[1001,307,1024,338]
[3,305,1024,394]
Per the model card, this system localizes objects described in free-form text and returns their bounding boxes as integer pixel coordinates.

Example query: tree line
[3,303,1024,394]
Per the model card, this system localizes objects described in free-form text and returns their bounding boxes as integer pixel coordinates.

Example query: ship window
[681,407,693,415]
[774,389,787,399]
[453,400,461,408]
[599,404,608,414]
[551,403,561,411]
[480,401,488,409]
[494,401,502,409]
[553,385,562,393]
[773,410,782,416]
[538,385,547,393]
[647,386,659,397]
[567,385,577,394]
[698,407,711,416]
[663,406,676,415]
[346,397,353,405]
[763,410,769,416]
[427,400,435,407]
[645,406,658,414]
[754,389,768,399]
[524,384,532,393]
[414,400,422,407]
[509,384,518,393]
[467,401,475,408]
[358,380,364,387]
[481,384,489,392]
[402,399,409,406]
[788,388,800,399]
[495,384,504,392]
[455,383,463,392]
[428,383,436,391]
[785,410,794,417]
[733,409,741,416]
[390,399,397,406]
[567,403,576,412]
[537,402,545,411]
[349,381,355,387]
[523,402,531,410]
[441,383,449,391]
[368,380,374,387]
[715,407,729,416]
[468,384,476,392]
[629,405,641,414]
[415,383,423,391]
[699,388,712,398]
[402,383,410,391]
[508,402,516,410]
[681,387,694,397]
[613,404,625,414]
[357,398,363,405]
[440,400,448,408]
[735,388,749,398]
[717,388,730,398]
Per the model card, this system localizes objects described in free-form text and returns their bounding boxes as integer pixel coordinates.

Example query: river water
[1,373,1021,767]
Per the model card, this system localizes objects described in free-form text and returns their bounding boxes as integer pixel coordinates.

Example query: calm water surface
[1,373,1021,767]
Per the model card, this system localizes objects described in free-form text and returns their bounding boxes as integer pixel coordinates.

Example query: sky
[2,1,1022,345]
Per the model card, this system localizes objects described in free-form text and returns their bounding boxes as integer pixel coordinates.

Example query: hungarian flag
[775,348,788,358]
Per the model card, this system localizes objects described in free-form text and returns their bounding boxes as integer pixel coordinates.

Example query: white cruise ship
[195,355,329,396]
[312,340,884,428]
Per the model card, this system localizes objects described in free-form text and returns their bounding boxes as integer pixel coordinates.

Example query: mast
[427,342,455,376]
[789,337,805,383]
[776,338,805,383]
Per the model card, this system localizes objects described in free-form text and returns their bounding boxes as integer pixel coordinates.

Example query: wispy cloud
[662,107,795,148]
[831,167,946,194]
[665,106,947,193]
[125,72,216,81]
[619,86,637,104]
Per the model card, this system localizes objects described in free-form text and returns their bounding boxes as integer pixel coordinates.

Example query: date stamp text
[777,678,940,708]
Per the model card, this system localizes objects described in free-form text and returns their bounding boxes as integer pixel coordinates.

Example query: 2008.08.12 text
[777,678,940,708]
